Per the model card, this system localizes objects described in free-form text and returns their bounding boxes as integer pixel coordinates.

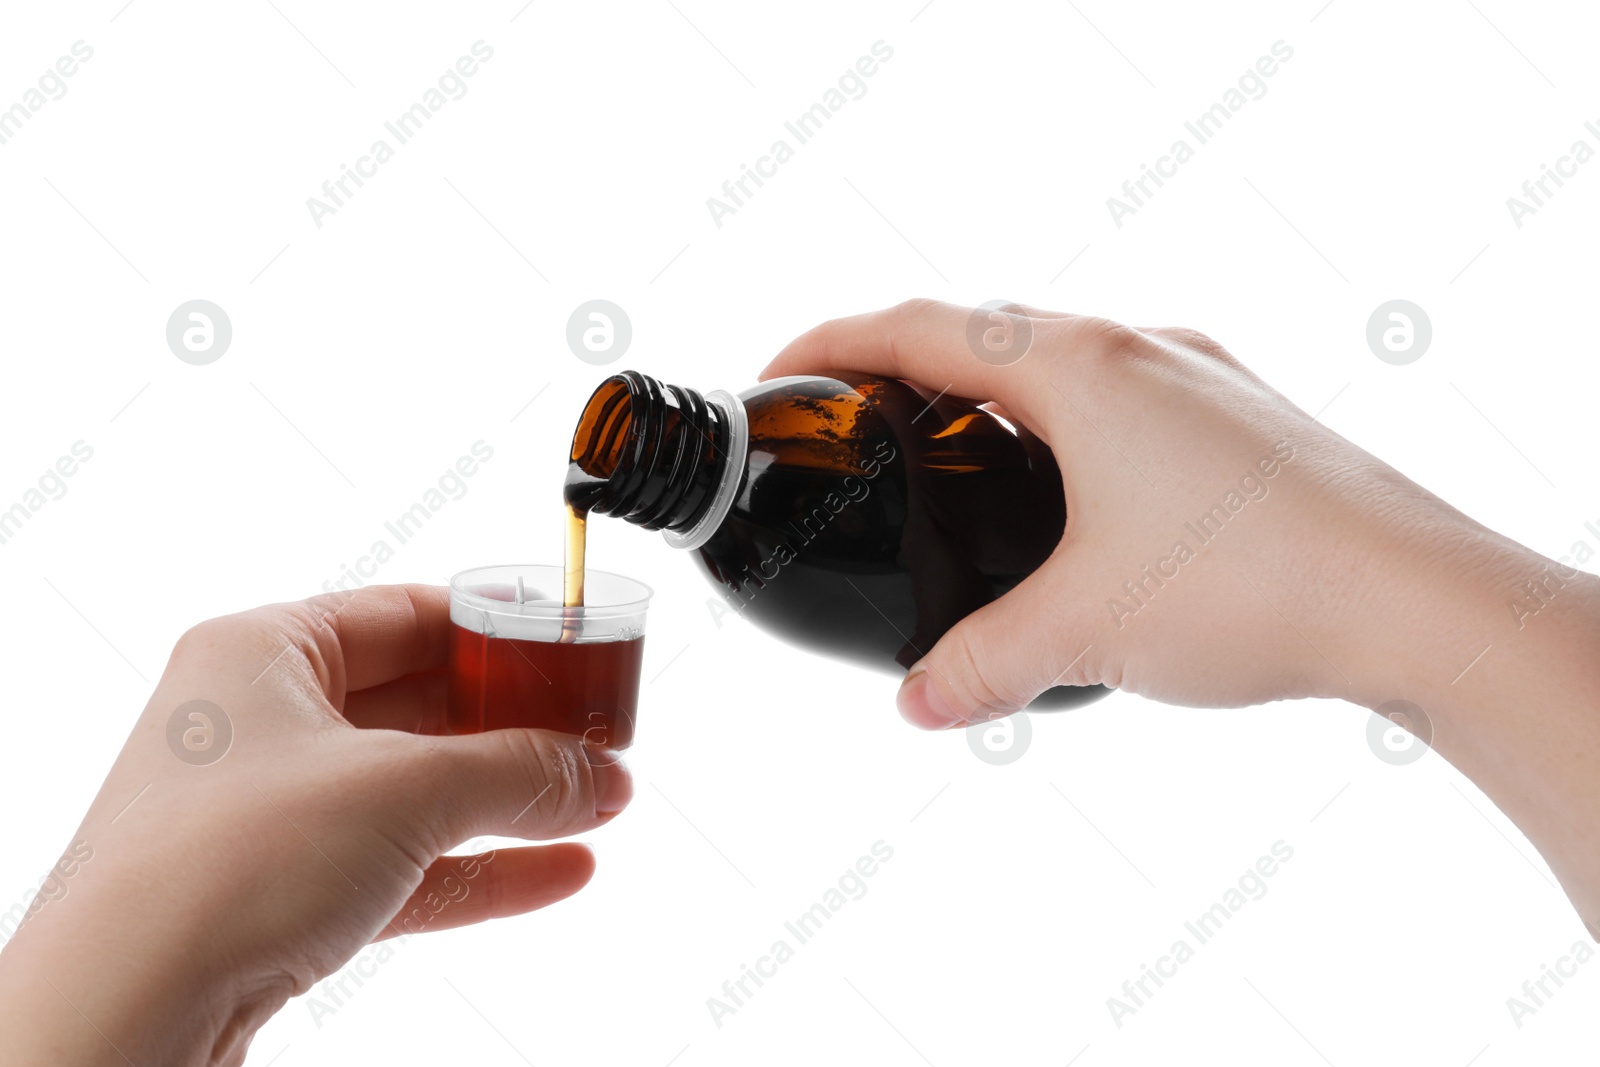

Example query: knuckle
[939,629,1026,717]
[1028,320,1135,404]
[500,730,585,826]
[299,589,358,625]
[174,614,239,650]
[1056,319,1219,395]
[894,296,945,319]
[171,618,224,660]
[1146,325,1228,360]
[170,614,266,667]
[1039,316,1142,373]
[999,302,1057,321]
[1077,318,1148,360]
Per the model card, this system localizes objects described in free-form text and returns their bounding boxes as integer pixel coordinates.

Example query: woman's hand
[766,300,1600,928]
[768,299,1535,720]
[0,584,630,1067]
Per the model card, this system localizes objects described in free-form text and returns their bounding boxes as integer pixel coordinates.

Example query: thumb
[897,567,1091,730]
[403,728,633,847]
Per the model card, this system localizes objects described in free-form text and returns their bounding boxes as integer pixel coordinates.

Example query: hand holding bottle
[766,299,1600,930]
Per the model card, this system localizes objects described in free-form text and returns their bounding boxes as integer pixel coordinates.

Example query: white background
[2,1,1598,1063]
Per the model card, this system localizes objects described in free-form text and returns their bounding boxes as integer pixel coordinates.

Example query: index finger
[759,299,1094,426]
[284,583,453,695]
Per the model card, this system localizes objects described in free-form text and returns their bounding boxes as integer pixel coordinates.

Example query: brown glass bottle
[566,371,1108,710]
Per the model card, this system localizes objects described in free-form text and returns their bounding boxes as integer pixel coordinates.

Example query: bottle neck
[567,371,744,543]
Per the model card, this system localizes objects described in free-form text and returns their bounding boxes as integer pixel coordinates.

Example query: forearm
[1418,577,1600,920]
[0,940,215,1067]
[1347,514,1600,928]
[0,849,272,1067]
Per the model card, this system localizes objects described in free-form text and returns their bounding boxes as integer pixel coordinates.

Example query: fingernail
[582,746,632,816]
[898,665,965,730]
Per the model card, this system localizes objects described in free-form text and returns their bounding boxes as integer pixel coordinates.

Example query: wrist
[0,869,276,1067]
[1326,503,1557,712]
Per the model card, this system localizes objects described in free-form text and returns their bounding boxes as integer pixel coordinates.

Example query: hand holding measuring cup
[0,583,633,1067]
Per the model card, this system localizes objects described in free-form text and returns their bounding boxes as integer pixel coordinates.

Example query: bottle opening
[567,376,634,513]
[565,371,732,534]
